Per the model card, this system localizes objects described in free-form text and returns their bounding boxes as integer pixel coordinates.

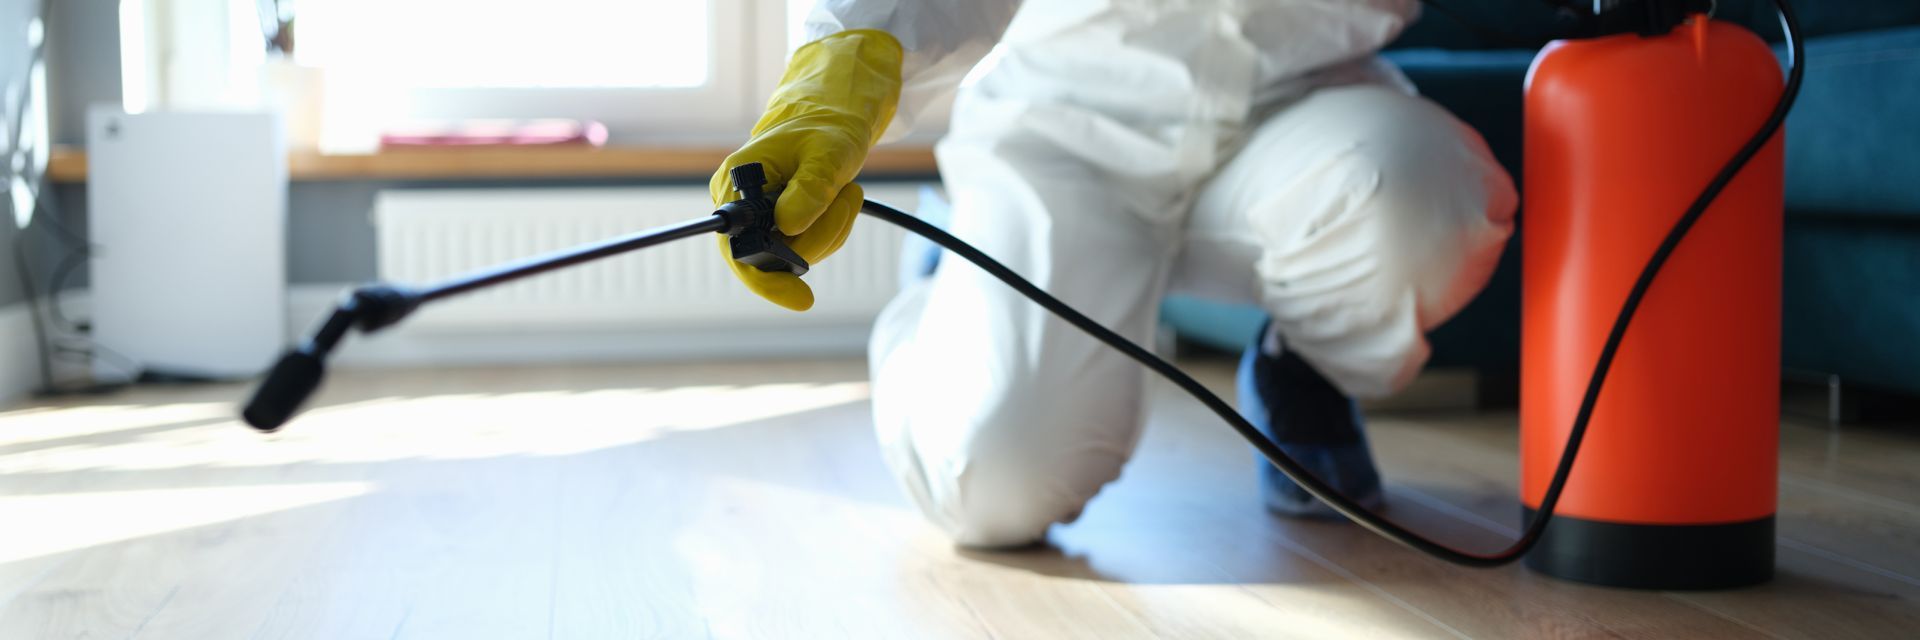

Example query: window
[121,1,947,149]
[5,10,49,229]
[299,1,713,90]
[294,0,804,145]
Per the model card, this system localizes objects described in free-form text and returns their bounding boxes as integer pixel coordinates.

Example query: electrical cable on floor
[29,186,222,388]
[13,189,142,393]
[10,230,60,391]
[46,247,90,333]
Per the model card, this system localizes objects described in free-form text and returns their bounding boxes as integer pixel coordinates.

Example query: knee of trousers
[871,377,1143,548]
[870,289,1145,548]
[1247,114,1517,398]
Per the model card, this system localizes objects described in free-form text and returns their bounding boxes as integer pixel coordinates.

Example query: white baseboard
[8,286,879,389]
[287,284,876,369]
[0,301,45,407]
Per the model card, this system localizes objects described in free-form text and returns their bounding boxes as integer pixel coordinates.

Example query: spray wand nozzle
[717,163,810,275]
[240,285,418,431]
[241,163,801,431]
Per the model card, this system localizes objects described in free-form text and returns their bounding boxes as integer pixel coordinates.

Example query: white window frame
[395,0,789,144]
[121,0,806,146]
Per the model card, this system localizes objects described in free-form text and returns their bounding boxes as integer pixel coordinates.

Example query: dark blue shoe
[1236,325,1384,518]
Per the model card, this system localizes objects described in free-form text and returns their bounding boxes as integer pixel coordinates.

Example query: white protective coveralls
[806,0,1517,547]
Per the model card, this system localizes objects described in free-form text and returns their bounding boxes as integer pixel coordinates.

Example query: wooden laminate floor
[0,358,1915,639]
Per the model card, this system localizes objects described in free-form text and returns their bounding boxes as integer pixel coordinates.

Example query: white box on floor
[86,109,287,379]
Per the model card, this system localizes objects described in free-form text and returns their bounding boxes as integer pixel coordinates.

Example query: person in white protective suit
[709,0,1516,548]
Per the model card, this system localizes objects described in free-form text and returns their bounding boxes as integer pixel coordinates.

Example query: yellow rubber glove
[711,29,904,311]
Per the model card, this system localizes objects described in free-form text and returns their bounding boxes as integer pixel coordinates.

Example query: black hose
[858,0,1803,566]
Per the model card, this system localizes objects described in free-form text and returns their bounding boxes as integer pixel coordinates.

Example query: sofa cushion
[1783,219,1920,392]
[1391,26,1920,221]
[1717,0,1920,42]
[1389,2,1576,50]
[1779,27,1920,219]
[1391,0,1920,50]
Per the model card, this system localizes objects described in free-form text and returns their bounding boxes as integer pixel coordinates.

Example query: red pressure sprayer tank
[1521,15,1784,589]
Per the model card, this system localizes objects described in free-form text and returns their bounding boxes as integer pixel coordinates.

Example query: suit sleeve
[801,0,1024,139]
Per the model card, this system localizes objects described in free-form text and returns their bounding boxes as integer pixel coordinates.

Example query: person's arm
[710,1,1022,311]
[801,0,1024,139]
[1241,0,1420,84]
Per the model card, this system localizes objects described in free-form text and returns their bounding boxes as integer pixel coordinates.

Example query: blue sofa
[1163,0,1920,400]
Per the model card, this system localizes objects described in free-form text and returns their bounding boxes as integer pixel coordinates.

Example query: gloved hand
[711,29,904,311]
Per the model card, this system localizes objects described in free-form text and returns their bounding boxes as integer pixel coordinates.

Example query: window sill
[46,144,939,183]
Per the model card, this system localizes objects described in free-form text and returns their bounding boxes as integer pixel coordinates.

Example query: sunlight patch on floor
[0,402,234,448]
[0,382,871,473]
[0,482,374,564]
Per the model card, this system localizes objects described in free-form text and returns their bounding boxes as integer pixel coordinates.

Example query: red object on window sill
[379,119,610,148]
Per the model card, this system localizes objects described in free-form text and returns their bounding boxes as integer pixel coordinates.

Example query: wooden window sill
[46,144,939,183]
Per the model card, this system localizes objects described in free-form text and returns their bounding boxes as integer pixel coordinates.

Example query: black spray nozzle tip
[730,163,767,194]
[241,349,327,432]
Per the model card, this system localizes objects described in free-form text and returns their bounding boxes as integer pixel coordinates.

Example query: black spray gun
[241,163,807,431]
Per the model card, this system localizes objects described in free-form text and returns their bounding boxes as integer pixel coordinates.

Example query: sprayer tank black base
[1521,508,1773,590]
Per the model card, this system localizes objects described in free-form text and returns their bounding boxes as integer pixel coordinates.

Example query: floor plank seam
[1660,593,1791,640]
[243,577,299,640]
[386,601,416,640]
[1388,485,1520,538]
[1088,581,1168,637]
[546,487,563,640]
[1776,537,1920,589]
[123,584,180,640]
[1261,533,1474,640]
[1360,476,1696,639]
[926,571,999,640]
[1200,555,1297,617]
[1781,476,1920,517]
[0,554,74,618]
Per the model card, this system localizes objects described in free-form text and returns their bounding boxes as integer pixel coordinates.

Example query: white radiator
[372,185,920,332]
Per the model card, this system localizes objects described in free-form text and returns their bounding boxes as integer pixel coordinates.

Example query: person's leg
[868,6,1260,548]
[1181,77,1517,514]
